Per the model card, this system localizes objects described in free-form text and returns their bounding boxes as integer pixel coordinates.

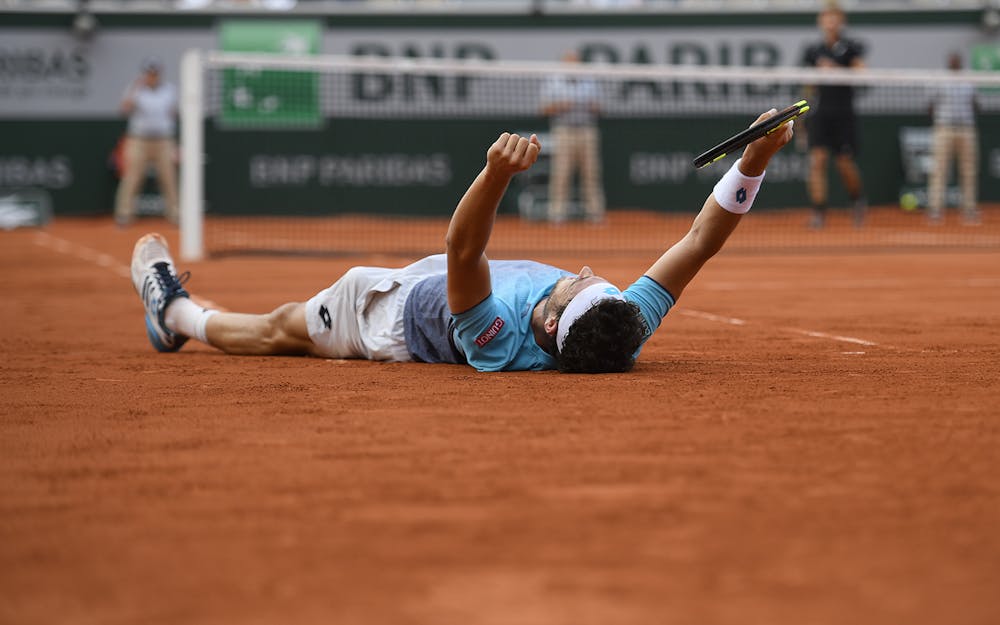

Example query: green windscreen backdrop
[2,9,998,217]
[219,20,322,128]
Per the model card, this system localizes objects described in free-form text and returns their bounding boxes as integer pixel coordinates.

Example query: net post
[180,48,205,262]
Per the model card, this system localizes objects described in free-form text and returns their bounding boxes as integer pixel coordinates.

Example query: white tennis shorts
[304,254,448,361]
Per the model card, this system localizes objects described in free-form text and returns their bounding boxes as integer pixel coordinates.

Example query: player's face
[818,10,844,39]
[547,266,610,313]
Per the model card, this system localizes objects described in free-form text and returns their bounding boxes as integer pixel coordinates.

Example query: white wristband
[713,158,765,214]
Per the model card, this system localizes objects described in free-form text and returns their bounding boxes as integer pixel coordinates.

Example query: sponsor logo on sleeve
[474,317,505,347]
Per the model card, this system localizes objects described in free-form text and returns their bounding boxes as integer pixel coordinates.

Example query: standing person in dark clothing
[802,2,867,229]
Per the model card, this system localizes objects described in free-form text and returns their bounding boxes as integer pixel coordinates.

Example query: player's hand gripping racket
[693,100,809,169]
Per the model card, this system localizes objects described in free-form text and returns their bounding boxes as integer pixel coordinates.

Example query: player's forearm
[445,166,511,263]
[678,192,744,270]
[739,114,789,176]
[446,133,540,262]
[644,196,741,299]
[677,188,743,271]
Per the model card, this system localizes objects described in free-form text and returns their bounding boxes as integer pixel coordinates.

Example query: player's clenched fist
[741,109,795,176]
[486,132,541,177]
[751,109,794,150]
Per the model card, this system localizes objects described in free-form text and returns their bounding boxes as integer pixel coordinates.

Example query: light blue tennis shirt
[403,259,676,372]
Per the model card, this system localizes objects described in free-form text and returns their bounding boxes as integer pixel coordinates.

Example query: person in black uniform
[802,3,867,229]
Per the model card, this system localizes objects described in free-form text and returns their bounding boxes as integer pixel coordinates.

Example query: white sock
[164,297,218,343]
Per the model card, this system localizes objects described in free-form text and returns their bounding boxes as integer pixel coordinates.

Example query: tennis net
[179,51,1000,260]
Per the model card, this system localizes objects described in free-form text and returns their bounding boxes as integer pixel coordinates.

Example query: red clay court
[2,213,999,625]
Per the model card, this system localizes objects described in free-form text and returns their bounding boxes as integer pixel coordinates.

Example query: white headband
[556,282,625,352]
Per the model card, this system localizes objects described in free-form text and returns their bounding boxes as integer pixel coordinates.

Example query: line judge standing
[927,52,980,226]
[540,50,607,225]
[114,58,179,227]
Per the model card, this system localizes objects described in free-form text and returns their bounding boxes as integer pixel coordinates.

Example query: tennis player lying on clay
[131,108,793,373]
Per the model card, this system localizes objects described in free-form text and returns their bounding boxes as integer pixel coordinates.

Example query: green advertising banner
[219,20,322,128]
[971,43,1000,71]
[202,113,990,218]
[4,11,1000,218]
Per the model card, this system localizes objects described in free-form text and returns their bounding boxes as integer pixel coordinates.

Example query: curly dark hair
[556,299,647,373]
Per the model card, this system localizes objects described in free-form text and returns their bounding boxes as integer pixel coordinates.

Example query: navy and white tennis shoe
[130,233,190,352]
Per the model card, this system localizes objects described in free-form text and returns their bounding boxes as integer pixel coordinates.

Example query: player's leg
[805,111,833,229]
[927,124,951,224]
[834,153,865,227]
[114,137,147,227]
[130,232,193,351]
[131,232,333,356]
[808,145,829,228]
[163,299,313,355]
[956,126,979,224]
[547,126,572,224]
[198,304,314,356]
[579,126,606,223]
[832,114,866,227]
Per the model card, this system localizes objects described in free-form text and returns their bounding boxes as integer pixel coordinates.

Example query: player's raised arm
[644,109,794,299]
[446,132,540,314]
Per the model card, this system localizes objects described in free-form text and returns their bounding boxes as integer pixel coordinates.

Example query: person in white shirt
[114,59,179,227]
[540,51,606,225]
[928,52,980,225]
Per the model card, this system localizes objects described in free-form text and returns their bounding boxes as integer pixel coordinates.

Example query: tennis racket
[693,100,809,169]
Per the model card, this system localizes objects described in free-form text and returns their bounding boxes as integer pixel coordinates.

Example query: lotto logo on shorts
[475,317,505,347]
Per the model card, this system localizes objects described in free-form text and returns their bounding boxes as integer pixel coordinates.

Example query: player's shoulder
[625,275,675,307]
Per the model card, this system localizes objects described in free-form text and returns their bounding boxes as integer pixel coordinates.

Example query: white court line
[966,278,1000,287]
[704,277,1000,291]
[784,328,879,347]
[33,231,884,347]
[680,309,747,326]
[34,232,226,310]
[35,232,131,279]
[679,306,880,348]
